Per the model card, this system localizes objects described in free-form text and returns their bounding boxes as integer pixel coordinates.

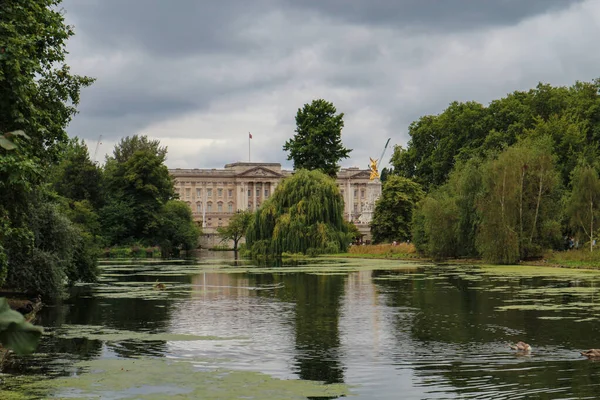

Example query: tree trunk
[520,167,525,243]
[530,169,544,244]
[591,199,594,252]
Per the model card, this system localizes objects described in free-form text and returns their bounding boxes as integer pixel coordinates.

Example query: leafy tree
[111,135,167,164]
[217,210,253,252]
[411,158,483,259]
[51,138,103,208]
[567,164,600,251]
[283,99,351,177]
[391,80,600,191]
[477,136,562,263]
[246,169,350,256]
[102,135,175,244]
[345,221,362,244]
[0,0,95,296]
[371,176,424,243]
[157,200,201,257]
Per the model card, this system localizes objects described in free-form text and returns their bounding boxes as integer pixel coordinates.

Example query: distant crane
[377,138,391,172]
[93,135,103,163]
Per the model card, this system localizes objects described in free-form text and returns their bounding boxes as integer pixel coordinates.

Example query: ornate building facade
[169,162,381,245]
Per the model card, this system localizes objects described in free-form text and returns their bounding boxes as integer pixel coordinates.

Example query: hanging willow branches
[246,169,350,257]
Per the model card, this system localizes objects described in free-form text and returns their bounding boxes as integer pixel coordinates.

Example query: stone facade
[169,162,381,246]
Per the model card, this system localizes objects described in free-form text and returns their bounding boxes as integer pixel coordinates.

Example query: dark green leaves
[283,99,351,177]
[0,298,42,355]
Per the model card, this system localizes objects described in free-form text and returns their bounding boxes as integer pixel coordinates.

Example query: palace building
[169,162,381,246]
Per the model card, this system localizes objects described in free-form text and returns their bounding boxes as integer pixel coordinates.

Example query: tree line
[374,80,600,263]
[0,1,199,299]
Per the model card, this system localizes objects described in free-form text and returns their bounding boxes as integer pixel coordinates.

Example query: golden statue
[369,157,379,180]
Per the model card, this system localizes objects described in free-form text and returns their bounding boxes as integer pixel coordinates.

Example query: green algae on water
[16,357,352,399]
[52,324,244,342]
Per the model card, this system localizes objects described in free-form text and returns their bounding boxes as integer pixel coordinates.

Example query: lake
[4,253,600,399]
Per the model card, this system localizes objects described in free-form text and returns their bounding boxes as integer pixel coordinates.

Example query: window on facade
[256,189,260,197]
[264,189,269,197]
[207,202,212,212]
[185,188,191,199]
[207,188,212,197]
[218,188,223,197]
[361,189,365,198]
[228,189,233,198]
[354,203,358,211]
[248,189,251,197]
[354,189,358,198]
[228,203,233,213]
[248,202,252,209]
[218,202,223,212]
[196,189,202,198]
[196,203,202,213]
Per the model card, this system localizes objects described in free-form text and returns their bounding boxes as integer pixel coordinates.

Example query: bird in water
[154,280,166,290]
[509,341,532,352]
[580,349,600,358]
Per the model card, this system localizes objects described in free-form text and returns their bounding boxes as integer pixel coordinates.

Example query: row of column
[236,180,278,212]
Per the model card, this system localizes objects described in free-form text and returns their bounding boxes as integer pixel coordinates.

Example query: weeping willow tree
[246,169,350,257]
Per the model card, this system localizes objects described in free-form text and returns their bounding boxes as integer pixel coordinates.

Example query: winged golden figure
[369,157,379,180]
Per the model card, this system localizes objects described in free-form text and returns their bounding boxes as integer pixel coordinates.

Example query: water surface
[4,253,600,399]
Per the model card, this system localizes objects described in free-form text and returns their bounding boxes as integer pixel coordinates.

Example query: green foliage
[157,200,201,257]
[477,136,562,263]
[345,221,362,243]
[246,169,349,257]
[217,210,253,251]
[0,1,97,296]
[0,298,42,355]
[371,176,424,243]
[101,135,175,245]
[566,164,600,251]
[51,138,103,208]
[283,99,351,177]
[391,81,600,190]
[0,0,94,165]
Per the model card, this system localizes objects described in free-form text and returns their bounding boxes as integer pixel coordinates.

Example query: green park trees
[283,99,351,177]
[371,176,424,244]
[0,0,95,296]
[217,210,253,252]
[567,164,600,252]
[246,169,350,257]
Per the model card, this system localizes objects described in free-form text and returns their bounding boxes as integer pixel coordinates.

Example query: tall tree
[283,99,351,177]
[0,0,95,294]
[217,210,253,252]
[246,169,350,256]
[477,136,562,263]
[371,176,424,243]
[567,164,600,251]
[102,135,175,244]
[157,200,201,257]
[51,138,103,208]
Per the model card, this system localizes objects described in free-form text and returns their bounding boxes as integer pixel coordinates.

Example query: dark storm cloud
[285,0,585,31]
[60,0,599,167]
[62,0,285,57]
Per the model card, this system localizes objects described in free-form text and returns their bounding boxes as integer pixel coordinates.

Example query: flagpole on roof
[249,132,251,162]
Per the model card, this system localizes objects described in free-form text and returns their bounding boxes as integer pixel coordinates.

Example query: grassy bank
[330,244,600,270]
[538,249,600,269]
[328,243,421,260]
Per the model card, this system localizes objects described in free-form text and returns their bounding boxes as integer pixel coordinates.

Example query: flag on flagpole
[249,132,253,139]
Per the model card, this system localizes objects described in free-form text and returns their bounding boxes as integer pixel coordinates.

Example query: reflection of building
[169,162,381,245]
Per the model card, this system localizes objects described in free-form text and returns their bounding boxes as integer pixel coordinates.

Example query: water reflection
[6,257,600,399]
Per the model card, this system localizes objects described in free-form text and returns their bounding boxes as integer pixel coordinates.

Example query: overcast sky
[61,0,599,170]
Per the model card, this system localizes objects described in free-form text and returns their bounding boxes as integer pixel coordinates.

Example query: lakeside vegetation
[0,2,200,301]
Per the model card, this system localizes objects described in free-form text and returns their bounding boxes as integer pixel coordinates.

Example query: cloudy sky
[61,0,599,170]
